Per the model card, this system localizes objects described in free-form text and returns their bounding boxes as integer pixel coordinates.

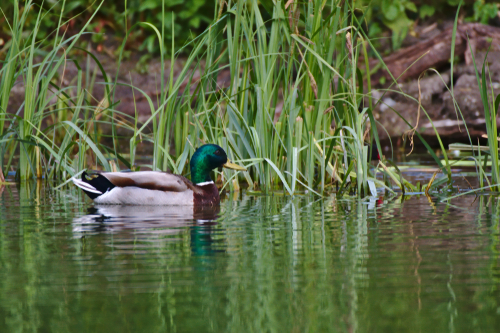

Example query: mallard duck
[72,144,246,206]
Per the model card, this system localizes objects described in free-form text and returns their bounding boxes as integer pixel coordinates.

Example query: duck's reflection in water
[73,205,221,255]
[74,205,220,232]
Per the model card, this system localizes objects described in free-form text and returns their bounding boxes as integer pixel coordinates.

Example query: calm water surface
[1,180,499,332]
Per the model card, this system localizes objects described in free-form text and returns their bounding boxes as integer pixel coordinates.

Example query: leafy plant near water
[0,0,111,181]
[122,0,400,197]
[0,0,214,52]
[358,0,499,51]
[0,0,390,197]
[433,0,500,198]
[466,44,500,192]
[0,0,483,198]
[2,0,496,55]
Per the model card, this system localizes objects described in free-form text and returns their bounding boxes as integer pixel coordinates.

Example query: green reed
[2,0,475,197]
[0,0,417,196]
[468,44,500,191]
[0,0,111,180]
[137,0,390,196]
[432,2,500,195]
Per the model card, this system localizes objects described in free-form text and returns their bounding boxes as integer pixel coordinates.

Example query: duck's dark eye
[214,150,221,156]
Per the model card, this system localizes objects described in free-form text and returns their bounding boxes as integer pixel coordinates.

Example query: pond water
[1,177,500,332]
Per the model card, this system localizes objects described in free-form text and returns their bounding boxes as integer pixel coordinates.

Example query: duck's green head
[190,144,246,185]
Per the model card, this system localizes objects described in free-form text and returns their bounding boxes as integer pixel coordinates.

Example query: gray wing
[102,171,189,192]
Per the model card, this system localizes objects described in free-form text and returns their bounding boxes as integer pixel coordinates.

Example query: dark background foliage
[0,0,498,55]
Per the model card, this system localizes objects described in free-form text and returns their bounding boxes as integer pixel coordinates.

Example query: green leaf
[404,1,417,12]
[383,14,412,49]
[62,121,110,172]
[382,0,400,21]
[369,23,382,38]
[264,158,292,195]
[139,0,158,11]
[419,5,435,19]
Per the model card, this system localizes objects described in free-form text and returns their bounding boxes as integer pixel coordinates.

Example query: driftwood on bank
[371,23,500,83]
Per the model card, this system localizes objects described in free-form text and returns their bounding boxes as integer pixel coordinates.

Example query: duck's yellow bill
[223,160,247,171]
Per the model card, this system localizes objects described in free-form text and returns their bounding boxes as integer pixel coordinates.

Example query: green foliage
[419,5,435,19]
[2,0,499,55]
[469,45,500,191]
[0,0,492,197]
[381,0,417,50]
[1,0,214,52]
[358,0,499,51]
[471,0,498,24]
[0,0,113,181]
[1,0,398,197]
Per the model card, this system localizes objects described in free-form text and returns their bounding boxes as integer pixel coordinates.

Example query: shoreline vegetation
[1,0,499,197]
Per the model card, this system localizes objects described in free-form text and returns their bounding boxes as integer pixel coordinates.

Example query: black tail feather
[81,171,115,200]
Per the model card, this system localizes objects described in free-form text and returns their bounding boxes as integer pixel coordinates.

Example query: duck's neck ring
[195,180,214,186]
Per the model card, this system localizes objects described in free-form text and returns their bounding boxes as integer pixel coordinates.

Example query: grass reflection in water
[0,182,499,332]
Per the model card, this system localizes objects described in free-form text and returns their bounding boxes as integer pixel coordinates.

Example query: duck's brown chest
[193,183,220,206]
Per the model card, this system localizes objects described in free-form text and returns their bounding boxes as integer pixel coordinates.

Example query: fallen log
[371,23,500,83]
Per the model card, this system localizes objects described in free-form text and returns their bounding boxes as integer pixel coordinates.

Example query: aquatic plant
[0,0,110,181]
[129,0,391,197]
[0,0,474,197]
